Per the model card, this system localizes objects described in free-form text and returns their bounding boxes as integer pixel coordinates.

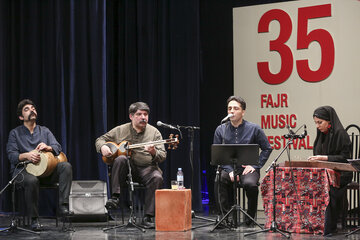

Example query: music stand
[210,144,264,232]
[345,159,360,237]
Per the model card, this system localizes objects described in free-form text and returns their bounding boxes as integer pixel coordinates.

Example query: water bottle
[177,168,184,189]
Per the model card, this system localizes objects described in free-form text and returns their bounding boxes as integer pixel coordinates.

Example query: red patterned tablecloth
[261,167,340,234]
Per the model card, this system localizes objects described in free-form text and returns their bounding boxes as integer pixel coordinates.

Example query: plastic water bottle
[177,168,184,189]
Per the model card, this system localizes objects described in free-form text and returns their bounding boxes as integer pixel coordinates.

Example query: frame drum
[26,151,63,177]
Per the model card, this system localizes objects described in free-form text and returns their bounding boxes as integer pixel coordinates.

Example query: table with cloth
[261,167,340,234]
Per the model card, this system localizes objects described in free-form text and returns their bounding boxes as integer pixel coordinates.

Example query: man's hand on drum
[101,145,113,157]
[27,151,41,164]
[36,142,52,152]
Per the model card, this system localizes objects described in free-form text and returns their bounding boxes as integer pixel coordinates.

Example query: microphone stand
[176,124,216,229]
[0,164,40,235]
[244,137,294,238]
[176,125,199,193]
[103,145,146,233]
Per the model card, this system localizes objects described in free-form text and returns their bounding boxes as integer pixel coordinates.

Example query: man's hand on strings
[144,145,156,156]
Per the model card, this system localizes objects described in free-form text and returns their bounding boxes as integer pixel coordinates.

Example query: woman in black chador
[308,106,353,236]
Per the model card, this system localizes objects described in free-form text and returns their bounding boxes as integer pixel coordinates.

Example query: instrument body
[26,151,68,177]
[102,134,179,165]
[280,160,356,172]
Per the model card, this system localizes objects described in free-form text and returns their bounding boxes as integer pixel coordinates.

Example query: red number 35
[257,4,334,85]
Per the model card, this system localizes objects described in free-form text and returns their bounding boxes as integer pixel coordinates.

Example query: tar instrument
[26,151,68,177]
[102,134,179,165]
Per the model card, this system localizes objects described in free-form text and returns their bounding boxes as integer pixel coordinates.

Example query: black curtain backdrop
[0,0,204,213]
[0,0,288,214]
[105,0,203,210]
[199,0,234,208]
[0,0,109,213]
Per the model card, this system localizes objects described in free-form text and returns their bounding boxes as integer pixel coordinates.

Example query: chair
[129,182,145,219]
[0,182,39,235]
[213,170,259,230]
[103,161,146,232]
[105,165,124,224]
[344,124,360,227]
[39,183,60,227]
[17,182,60,227]
[235,184,247,224]
[236,181,260,225]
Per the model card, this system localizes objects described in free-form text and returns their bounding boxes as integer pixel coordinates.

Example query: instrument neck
[128,139,168,149]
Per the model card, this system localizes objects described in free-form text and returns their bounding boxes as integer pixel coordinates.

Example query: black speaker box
[69,180,107,221]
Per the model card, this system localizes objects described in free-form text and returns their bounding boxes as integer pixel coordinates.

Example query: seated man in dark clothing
[6,99,73,231]
[214,96,272,225]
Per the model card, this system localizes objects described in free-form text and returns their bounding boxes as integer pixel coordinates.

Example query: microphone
[221,113,234,123]
[300,124,307,138]
[284,124,307,139]
[19,160,32,166]
[157,121,178,130]
[286,124,295,135]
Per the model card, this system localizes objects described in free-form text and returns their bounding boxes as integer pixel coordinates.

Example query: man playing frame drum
[6,99,73,231]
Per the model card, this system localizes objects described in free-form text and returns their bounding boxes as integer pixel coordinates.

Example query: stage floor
[1,211,360,240]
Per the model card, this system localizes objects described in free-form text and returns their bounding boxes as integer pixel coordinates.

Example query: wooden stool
[155,189,191,231]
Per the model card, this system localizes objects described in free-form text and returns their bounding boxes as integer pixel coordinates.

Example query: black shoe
[105,197,120,210]
[60,204,74,216]
[225,216,234,227]
[245,210,256,226]
[142,216,155,229]
[245,217,252,226]
[214,215,233,228]
[324,228,338,237]
[31,218,43,231]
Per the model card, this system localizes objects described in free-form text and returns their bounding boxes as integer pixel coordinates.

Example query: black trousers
[324,172,353,235]
[111,155,163,217]
[13,162,73,219]
[215,168,260,218]
[324,186,346,235]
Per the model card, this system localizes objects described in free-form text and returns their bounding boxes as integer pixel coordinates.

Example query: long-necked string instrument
[102,134,179,165]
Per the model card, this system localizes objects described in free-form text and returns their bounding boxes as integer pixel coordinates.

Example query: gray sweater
[95,122,166,166]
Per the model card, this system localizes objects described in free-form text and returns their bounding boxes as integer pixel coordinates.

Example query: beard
[28,111,37,121]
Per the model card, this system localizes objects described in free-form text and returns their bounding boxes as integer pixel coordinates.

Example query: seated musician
[6,99,73,231]
[213,96,272,225]
[308,106,353,236]
[95,102,166,229]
